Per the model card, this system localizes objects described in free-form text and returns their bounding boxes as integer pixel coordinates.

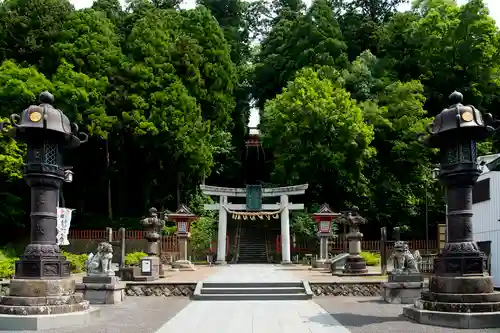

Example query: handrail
[264,229,269,263]
[234,219,242,264]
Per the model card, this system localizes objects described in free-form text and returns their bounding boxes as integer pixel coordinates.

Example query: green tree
[261,67,375,207]
[253,0,347,109]
[0,0,74,74]
[381,0,500,113]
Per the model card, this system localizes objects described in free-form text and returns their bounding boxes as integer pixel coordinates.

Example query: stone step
[240,246,266,252]
[421,291,500,303]
[0,301,90,315]
[0,294,85,306]
[193,293,310,301]
[203,282,304,288]
[237,257,268,260]
[419,299,500,313]
[201,287,305,294]
[239,250,266,253]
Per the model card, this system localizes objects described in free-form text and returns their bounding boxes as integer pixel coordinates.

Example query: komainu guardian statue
[391,241,422,274]
[86,242,115,276]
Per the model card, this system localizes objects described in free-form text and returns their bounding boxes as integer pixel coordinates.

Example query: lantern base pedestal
[172,260,196,271]
[118,257,161,281]
[403,304,500,329]
[14,253,71,279]
[342,255,368,275]
[0,278,100,331]
[403,275,500,328]
[311,259,329,269]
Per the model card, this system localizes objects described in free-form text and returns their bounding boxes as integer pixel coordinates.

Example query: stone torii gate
[200,184,308,265]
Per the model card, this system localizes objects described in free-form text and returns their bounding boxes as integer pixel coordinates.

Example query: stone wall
[125,283,196,296]
[0,281,383,297]
[310,282,382,296]
[123,282,383,297]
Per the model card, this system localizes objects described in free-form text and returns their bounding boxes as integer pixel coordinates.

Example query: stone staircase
[237,221,268,263]
[192,281,313,301]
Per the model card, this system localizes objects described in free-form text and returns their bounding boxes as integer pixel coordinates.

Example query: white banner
[56,208,75,246]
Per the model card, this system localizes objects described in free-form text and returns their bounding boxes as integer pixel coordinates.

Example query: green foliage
[61,250,88,273]
[253,0,347,109]
[162,225,177,236]
[190,216,216,257]
[125,251,148,266]
[0,257,17,279]
[0,0,499,243]
[291,212,317,239]
[261,67,375,205]
[360,251,381,266]
[0,247,19,279]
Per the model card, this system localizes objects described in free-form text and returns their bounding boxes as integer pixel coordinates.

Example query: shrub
[360,251,380,266]
[125,251,148,266]
[0,257,18,279]
[62,251,88,273]
[0,248,18,279]
[162,225,177,236]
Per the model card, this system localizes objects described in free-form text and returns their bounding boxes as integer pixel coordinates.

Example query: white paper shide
[56,207,74,245]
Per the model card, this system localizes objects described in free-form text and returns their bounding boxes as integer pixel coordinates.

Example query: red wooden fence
[68,229,229,254]
[275,235,438,253]
[69,229,148,240]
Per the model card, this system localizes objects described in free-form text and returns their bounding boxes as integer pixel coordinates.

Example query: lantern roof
[313,203,340,217]
[167,204,197,221]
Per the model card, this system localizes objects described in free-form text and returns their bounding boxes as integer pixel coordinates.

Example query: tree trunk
[105,139,113,221]
[176,171,183,208]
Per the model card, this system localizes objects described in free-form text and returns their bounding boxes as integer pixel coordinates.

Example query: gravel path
[0,297,190,333]
[315,297,500,333]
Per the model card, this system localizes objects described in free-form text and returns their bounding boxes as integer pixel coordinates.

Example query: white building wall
[472,170,500,287]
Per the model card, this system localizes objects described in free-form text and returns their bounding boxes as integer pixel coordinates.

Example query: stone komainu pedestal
[77,276,125,304]
[0,92,98,331]
[403,91,500,328]
[383,274,425,304]
[77,242,126,304]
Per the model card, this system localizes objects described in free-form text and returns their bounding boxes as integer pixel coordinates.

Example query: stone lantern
[337,206,368,275]
[137,207,165,281]
[167,204,198,271]
[0,92,95,330]
[403,91,500,328]
[311,204,340,269]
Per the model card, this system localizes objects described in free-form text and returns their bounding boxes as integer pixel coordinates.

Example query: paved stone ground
[204,264,298,282]
[0,297,190,333]
[315,297,500,333]
[156,264,353,332]
[5,265,500,333]
[155,300,351,333]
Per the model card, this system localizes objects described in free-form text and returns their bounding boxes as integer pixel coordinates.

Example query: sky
[69,0,500,127]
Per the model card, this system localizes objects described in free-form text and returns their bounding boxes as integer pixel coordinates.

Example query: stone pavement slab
[154,300,351,333]
[205,264,299,282]
[0,297,190,333]
[315,297,500,333]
